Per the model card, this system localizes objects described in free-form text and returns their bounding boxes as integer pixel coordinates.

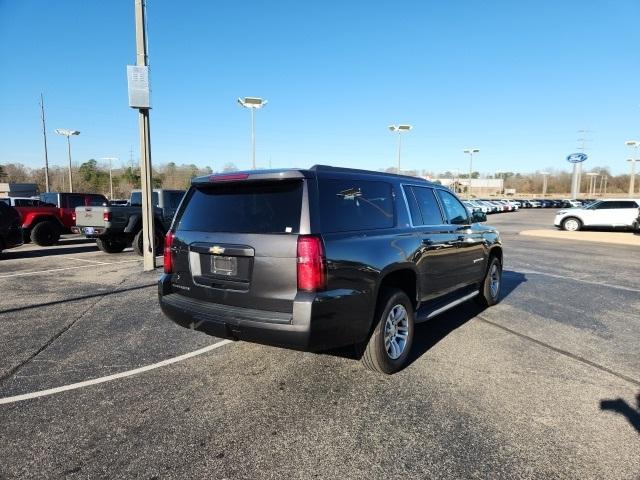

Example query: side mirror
[472,210,487,223]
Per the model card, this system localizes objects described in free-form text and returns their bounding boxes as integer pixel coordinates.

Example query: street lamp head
[628,158,636,162]
[238,97,267,109]
[464,148,480,154]
[625,140,638,147]
[55,128,80,137]
[389,124,412,132]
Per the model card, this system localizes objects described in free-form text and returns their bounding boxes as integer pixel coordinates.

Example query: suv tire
[96,237,127,254]
[133,229,164,256]
[362,288,414,374]
[30,221,60,246]
[476,255,502,307]
[561,217,582,231]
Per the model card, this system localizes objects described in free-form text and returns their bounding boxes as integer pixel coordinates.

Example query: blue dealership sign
[566,153,587,163]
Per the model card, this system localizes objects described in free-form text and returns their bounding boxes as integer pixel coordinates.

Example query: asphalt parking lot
[1,210,638,479]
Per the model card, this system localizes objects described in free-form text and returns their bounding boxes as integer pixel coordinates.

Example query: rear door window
[177,181,303,233]
[318,179,394,232]
[409,186,445,225]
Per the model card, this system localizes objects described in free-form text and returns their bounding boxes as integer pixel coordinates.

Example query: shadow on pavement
[321,269,528,367]
[0,283,156,315]
[4,244,100,259]
[600,393,640,433]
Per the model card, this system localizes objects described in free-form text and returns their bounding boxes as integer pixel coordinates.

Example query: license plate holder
[83,227,95,235]
[210,255,237,276]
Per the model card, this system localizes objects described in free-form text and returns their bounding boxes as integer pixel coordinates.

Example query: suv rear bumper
[158,274,367,352]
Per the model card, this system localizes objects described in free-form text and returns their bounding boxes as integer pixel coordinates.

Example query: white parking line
[0,259,142,279]
[517,269,640,293]
[0,340,233,405]
[65,256,111,265]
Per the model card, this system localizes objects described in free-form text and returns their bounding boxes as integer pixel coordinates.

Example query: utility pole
[39,93,50,192]
[133,0,155,270]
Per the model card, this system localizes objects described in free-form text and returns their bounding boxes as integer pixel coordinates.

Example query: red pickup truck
[17,192,108,246]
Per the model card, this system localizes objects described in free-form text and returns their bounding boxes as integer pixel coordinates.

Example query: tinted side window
[66,195,86,209]
[87,195,107,206]
[318,179,394,232]
[410,187,444,226]
[130,192,160,207]
[596,201,620,209]
[168,191,185,209]
[40,193,57,206]
[436,190,469,225]
[618,201,638,208]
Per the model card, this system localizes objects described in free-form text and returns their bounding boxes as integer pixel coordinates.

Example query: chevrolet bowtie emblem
[209,246,225,255]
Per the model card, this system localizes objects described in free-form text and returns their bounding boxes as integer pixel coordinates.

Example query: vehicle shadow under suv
[321,270,527,370]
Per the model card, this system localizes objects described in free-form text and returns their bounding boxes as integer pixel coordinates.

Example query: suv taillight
[103,211,111,222]
[71,211,76,222]
[297,235,326,292]
[164,231,175,274]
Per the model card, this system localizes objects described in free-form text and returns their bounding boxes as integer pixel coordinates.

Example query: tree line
[0,161,634,197]
[0,161,239,199]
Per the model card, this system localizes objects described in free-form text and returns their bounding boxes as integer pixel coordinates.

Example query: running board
[415,291,479,323]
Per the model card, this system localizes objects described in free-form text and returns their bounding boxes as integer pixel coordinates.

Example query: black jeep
[159,165,502,373]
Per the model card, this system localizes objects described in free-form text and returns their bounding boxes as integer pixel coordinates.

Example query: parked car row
[0,189,188,258]
[463,199,520,214]
[512,199,581,208]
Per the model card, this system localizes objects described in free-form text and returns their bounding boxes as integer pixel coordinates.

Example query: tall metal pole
[135,0,155,271]
[251,107,256,169]
[40,93,50,192]
[630,159,637,195]
[66,136,73,193]
[109,158,114,200]
[397,133,402,174]
[541,174,548,196]
[467,152,473,200]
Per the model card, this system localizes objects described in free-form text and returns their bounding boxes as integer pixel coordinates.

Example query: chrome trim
[419,291,479,322]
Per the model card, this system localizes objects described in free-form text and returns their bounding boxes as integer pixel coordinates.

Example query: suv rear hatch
[169,173,310,316]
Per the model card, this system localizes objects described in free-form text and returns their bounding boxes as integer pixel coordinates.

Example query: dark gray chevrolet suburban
[159,165,502,373]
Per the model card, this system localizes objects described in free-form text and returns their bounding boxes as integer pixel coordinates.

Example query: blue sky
[1,0,639,175]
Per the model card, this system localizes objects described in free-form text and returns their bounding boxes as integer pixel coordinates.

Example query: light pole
[238,97,267,169]
[625,140,638,195]
[627,158,637,195]
[585,172,598,197]
[55,128,80,193]
[388,125,412,174]
[100,157,118,200]
[463,148,480,199]
[540,171,549,196]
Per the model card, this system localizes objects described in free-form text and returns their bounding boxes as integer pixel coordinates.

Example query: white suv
[554,199,640,231]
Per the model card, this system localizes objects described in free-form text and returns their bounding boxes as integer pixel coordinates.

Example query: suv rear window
[318,179,394,232]
[177,181,303,234]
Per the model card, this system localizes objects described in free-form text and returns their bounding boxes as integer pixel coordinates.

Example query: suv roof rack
[310,164,432,183]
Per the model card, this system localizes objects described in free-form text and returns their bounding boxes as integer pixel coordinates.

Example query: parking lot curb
[520,229,640,246]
